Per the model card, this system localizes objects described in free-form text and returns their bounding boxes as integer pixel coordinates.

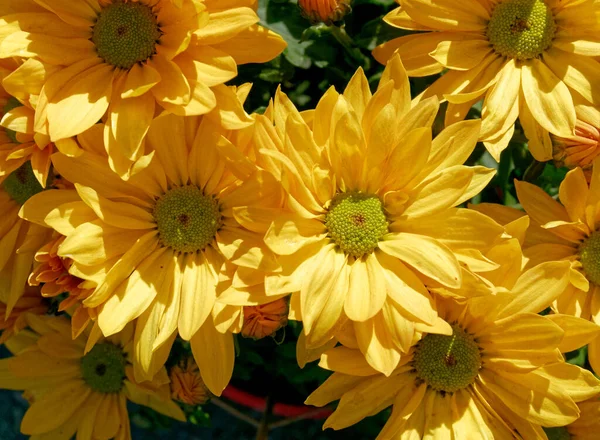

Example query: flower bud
[298,0,352,25]
[553,118,600,180]
[169,357,210,406]
[241,298,289,340]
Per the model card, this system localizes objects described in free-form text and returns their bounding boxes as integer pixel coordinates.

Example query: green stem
[329,25,368,67]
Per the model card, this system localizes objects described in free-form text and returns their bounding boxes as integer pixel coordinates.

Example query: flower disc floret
[412,324,482,393]
[325,192,389,258]
[579,232,600,285]
[80,343,126,393]
[2,162,45,205]
[92,0,161,69]
[487,0,556,60]
[153,185,222,253]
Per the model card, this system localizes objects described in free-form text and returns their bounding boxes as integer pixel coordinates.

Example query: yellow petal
[430,37,492,71]
[546,314,600,353]
[121,63,161,99]
[496,261,571,319]
[402,0,489,31]
[177,252,218,340]
[422,119,481,176]
[379,233,461,288]
[544,46,600,106]
[83,230,158,307]
[373,33,445,76]
[264,214,326,256]
[401,165,474,218]
[323,368,411,429]
[319,346,379,376]
[194,7,259,45]
[21,380,91,435]
[305,373,367,407]
[518,92,553,161]
[375,251,437,325]
[46,60,113,141]
[190,321,234,396]
[521,59,576,137]
[75,184,154,230]
[212,24,286,65]
[480,59,521,140]
[97,247,171,336]
[302,246,349,347]
[515,179,570,225]
[19,189,95,235]
[107,90,155,163]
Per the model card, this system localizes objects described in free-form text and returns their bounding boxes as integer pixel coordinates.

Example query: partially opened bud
[299,0,352,25]
[241,298,289,340]
[553,115,600,180]
[169,357,210,406]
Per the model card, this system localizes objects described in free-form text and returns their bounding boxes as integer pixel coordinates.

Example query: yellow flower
[512,162,600,374]
[306,262,600,438]
[0,314,184,439]
[20,107,284,395]
[169,356,210,405]
[374,0,600,161]
[0,161,52,315]
[245,53,505,375]
[553,104,600,177]
[0,0,286,178]
[298,0,352,24]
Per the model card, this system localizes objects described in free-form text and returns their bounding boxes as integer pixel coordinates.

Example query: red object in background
[222,385,333,419]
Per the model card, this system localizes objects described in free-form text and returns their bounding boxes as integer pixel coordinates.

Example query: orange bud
[169,357,210,405]
[298,0,352,25]
[553,118,600,180]
[241,298,289,340]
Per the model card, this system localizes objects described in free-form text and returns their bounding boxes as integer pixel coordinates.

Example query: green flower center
[487,0,556,60]
[80,343,126,393]
[324,192,389,258]
[153,185,222,253]
[579,232,600,285]
[3,97,23,144]
[92,0,161,70]
[412,324,482,393]
[2,162,45,205]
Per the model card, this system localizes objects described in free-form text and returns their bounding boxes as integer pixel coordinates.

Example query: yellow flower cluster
[0,0,598,439]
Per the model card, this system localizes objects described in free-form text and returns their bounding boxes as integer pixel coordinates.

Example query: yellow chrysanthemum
[501,162,600,375]
[306,262,600,438]
[374,0,600,161]
[244,53,504,375]
[20,106,284,395]
[0,314,184,440]
[0,161,52,315]
[0,0,285,178]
